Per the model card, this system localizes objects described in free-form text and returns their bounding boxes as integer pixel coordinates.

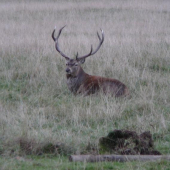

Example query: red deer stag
[52,26,129,97]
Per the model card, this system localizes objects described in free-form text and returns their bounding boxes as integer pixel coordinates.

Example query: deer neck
[66,66,88,94]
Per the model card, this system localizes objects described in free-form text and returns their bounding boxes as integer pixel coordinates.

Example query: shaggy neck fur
[66,66,87,94]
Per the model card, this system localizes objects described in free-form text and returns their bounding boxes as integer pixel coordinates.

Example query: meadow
[0,0,170,169]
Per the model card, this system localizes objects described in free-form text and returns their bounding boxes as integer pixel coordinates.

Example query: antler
[52,26,70,60]
[76,29,104,61]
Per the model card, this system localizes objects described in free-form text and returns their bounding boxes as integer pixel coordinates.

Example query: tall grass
[0,0,170,156]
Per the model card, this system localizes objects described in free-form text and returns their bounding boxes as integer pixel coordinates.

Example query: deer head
[52,26,104,77]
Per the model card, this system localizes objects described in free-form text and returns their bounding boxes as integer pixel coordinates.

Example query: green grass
[1,156,170,170]
[0,0,170,169]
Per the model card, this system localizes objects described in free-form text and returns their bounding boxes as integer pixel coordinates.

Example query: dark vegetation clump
[17,130,162,156]
[19,138,72,156]
[99,130,161,155]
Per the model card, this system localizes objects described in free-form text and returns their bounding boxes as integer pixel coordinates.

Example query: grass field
[0,0,170,169]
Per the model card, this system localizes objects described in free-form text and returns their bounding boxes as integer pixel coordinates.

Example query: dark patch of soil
[99,130,161,155]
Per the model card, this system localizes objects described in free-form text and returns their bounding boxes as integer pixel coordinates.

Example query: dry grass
[0,0,170,157]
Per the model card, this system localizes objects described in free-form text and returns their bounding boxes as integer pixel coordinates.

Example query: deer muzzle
[65,68,71,74]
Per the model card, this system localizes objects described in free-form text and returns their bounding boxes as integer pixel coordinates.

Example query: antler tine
[76,52,79,59]
[52,26,70,60]
[91,29,104,55]
[97,32,101,41]
[57,25,66,39]
[52,29,56,41]
[76,29,104,61]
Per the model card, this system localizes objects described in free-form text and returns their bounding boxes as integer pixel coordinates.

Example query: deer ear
[78,58,85,64]
[76,52,85,64]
